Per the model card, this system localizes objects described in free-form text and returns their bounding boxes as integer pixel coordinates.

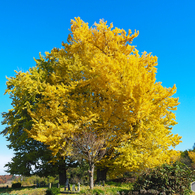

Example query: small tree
[69,129,107,189]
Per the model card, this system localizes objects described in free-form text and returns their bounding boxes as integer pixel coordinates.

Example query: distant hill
[0,175,18,184]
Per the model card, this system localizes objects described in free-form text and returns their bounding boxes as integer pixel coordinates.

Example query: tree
[1,112,56,177]
[4,17,181,189]
[1,128,76,185]
[179,150,192,167]
[70,130,107,189]
[1,66,77,185]
[187,143,195,170]
[187,150,195,169]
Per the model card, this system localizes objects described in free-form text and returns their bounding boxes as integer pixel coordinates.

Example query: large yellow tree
[5,17,181,189]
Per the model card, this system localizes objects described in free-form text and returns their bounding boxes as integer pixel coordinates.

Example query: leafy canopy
[4,17,181,173]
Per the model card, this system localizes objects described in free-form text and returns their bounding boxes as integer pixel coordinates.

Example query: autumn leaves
[4,17,181,188]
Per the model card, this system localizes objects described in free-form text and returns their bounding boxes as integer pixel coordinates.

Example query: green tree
[179,150,193,169]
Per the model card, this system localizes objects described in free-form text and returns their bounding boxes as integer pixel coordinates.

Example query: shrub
[12,182,21,188]
[134,161,195,195]
[45,187,60,195]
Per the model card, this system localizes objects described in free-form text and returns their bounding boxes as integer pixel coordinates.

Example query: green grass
[1,182,195,195]
[72,182,134,195]
[0,187,46,195]
[0,183,133,195]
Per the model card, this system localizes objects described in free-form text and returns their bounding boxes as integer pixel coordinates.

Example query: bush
[134,161,195,195]
[46,187,60,195]
[12,182,21,188]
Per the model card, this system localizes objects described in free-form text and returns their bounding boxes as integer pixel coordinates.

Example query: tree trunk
[97,167,108,182]
[89,163,94,189]
[58,160,67,185]
[59,170,66,185]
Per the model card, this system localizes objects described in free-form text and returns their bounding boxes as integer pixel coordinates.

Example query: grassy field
[0,183,133,195]
[0,185,195,195]
[1,182,195,195]
[0,187,45,195]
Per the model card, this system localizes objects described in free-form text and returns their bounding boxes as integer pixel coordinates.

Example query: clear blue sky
[0,0,195,175]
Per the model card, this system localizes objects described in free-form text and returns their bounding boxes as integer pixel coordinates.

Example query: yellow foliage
[6,17,182,172]
[188,151,195,164]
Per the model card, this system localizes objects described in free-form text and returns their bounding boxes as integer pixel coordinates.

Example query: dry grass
[0,183,12,188]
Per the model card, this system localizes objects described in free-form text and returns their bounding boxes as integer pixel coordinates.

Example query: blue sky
[0,0,195,175]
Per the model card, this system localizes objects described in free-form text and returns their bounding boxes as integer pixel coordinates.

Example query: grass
[0,186,47,195]
[1,182,195,195]
[0,183,133,195]
[77,183,133,195]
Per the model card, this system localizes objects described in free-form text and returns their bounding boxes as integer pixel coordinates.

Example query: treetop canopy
[4,17,181,173]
